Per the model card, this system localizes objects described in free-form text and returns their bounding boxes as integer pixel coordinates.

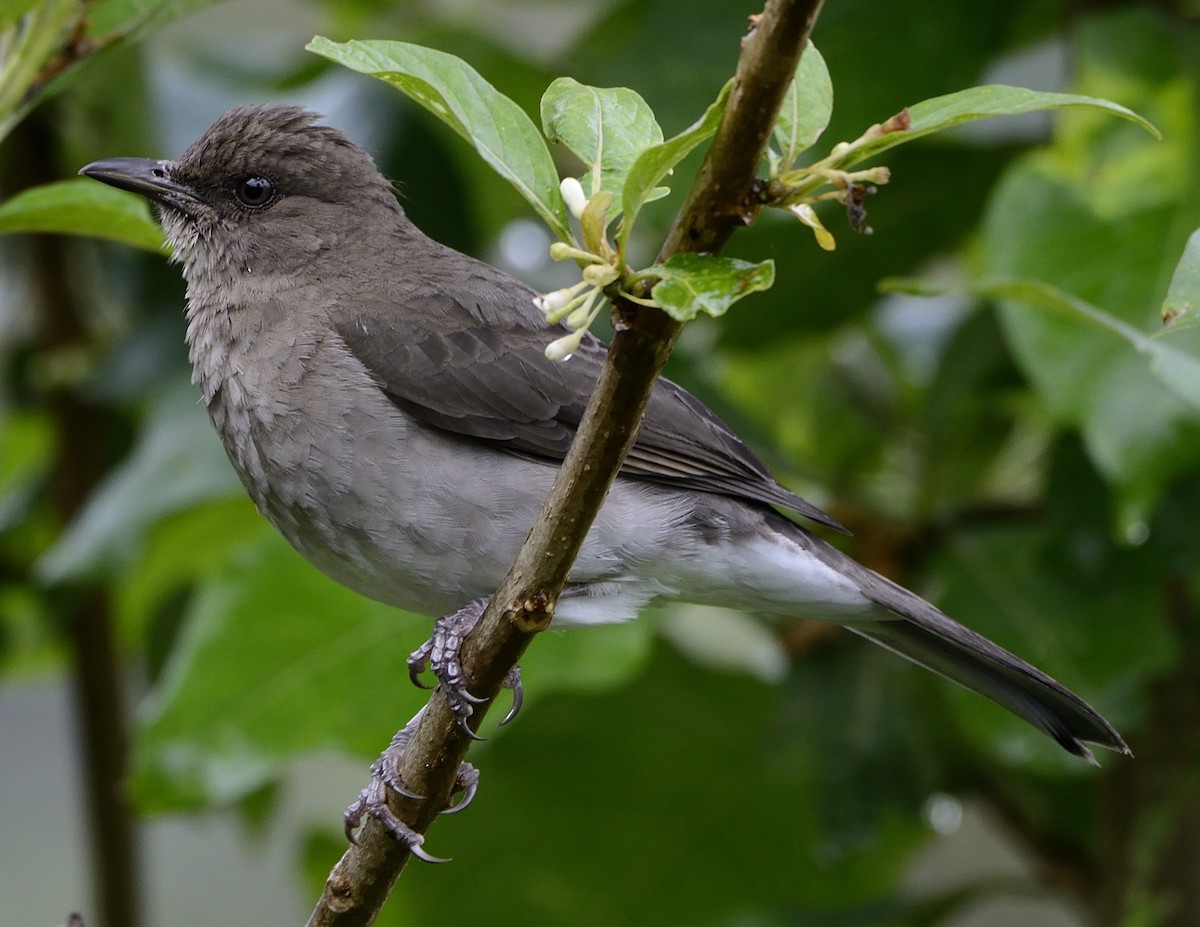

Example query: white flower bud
[565,304,592,330]
[560,176,589,219]
[533,279,589,319]
[853,166,891,185]
[545,330,584,362]
[533,289,568,314]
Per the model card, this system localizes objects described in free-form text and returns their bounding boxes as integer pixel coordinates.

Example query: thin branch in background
[4,109,144,927]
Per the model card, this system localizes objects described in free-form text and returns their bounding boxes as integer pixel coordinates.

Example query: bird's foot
[343,709,480,863]
[407,598,524,735]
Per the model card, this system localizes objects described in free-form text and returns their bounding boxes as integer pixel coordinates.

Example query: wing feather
[334,286,845,532]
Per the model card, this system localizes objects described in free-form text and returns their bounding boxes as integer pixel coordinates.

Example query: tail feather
[796,528,1129,760]
[846,617,1126,762]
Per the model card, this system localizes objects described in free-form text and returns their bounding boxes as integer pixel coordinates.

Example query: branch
[6,108,145,927]
[306,2,825,923]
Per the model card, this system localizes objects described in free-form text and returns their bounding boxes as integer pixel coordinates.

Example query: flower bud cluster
[533,176,623,362]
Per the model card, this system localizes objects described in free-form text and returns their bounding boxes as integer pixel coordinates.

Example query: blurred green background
[1,1,1198,926]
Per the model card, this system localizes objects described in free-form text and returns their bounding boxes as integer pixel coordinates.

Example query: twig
[305,1,826,924]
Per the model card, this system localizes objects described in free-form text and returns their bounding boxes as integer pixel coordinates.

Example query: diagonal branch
[306,1,825,924]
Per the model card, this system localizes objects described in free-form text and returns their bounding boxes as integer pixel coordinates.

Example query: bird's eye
[233,176,276,208]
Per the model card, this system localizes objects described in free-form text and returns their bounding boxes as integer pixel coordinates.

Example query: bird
[80,103,1127,846]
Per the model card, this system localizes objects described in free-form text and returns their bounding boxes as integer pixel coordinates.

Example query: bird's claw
[406,599,526,732]
[343,710,480,862]
[440,763,480,816]
[500,667,523,726]
[408,838,452,865]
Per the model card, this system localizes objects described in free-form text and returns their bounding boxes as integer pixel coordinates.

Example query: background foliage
[1,1,1198,926]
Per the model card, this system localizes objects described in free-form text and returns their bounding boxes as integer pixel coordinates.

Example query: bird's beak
[79,157,199,207]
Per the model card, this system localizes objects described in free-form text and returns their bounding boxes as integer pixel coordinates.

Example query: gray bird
[80,104,1127,832]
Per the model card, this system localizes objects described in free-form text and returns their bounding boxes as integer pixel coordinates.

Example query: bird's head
[80,104,400,281]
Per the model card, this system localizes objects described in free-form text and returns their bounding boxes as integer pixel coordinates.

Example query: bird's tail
[845,613,1127,763]
[801,532,1129,762]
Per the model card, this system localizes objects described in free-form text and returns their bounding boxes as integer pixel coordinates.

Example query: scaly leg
[343,706,480,862]
[407,598,525,734]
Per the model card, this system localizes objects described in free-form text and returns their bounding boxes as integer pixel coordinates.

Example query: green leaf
[35,380,240,583]
[0,178,165,252]
[0,0,223,142]
[618,79,731,257]
[307,37,570,241]
[114,496,264,647]
[579,188,614,255]
[844,85,1160,169]
[645,254,775,321]
[520,619,653,695]
[1161,227,1200,327]
[131,531,422,810]
[391,646,927,925]
[772,41,833,167]
[974,277,1200,414]
[978,140,1200,519]
[886,269,1200,505]
[0,0,77,142]
[886,273,1200,417]
[540,77,663,199]
[130,528,652,810]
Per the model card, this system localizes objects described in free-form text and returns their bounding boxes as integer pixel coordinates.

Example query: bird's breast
[181,294,532,614]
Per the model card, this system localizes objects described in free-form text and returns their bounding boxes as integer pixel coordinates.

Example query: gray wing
[334,292,846,532]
